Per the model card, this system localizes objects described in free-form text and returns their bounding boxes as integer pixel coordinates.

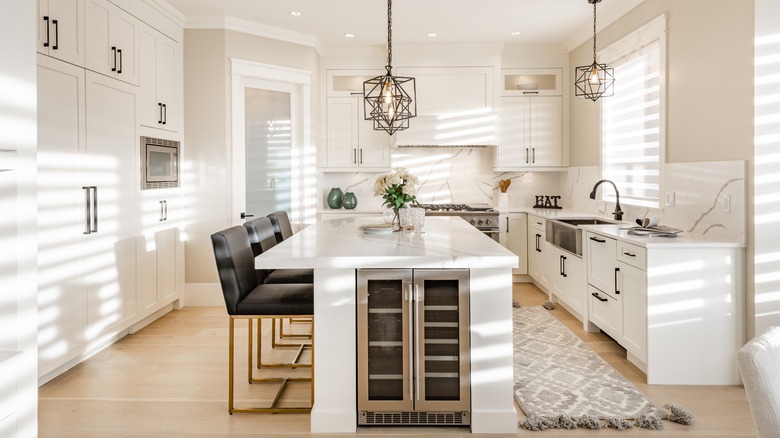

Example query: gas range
[417,203,499,235]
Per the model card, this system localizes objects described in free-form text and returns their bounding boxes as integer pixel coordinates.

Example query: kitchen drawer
[529,216,545,232]
[589,285,622,340]
[617,241,646,270]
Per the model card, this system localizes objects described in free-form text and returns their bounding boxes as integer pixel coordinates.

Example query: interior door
[232,79,296,224]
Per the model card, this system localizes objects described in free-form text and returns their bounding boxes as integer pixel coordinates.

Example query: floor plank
[38,283,757,437]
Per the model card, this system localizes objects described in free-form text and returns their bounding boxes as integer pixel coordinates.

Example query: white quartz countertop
[255,216,519,269]
[579,224,744,248]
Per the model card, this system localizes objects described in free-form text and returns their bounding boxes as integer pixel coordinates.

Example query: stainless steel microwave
[140,136,180,190]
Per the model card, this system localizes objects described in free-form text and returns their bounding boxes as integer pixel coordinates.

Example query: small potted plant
[373,167,420,229]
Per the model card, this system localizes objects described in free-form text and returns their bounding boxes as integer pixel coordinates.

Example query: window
[600,15,666,208]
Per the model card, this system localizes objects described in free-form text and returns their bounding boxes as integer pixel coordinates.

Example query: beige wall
[182,29,320,287]
[569,0,754,166]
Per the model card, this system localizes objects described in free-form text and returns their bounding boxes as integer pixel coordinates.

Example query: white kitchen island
[254,216,519,434]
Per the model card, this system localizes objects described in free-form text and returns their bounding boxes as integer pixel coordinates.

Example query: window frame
[598,14,667,209]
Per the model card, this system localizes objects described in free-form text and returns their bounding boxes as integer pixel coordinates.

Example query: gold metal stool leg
[229,316,313,414]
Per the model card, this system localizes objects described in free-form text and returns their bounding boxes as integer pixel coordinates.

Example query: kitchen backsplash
[319,147,561,210]
[320,151,746,244]
[561,161,746,244]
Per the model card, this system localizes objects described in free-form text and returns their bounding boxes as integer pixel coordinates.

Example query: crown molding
[184,15,322,52]
[143,0,185,27]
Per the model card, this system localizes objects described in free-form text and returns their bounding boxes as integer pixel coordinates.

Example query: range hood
[393,114,498,148]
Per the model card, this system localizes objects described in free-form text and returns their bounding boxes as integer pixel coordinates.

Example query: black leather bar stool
[266,211,314,338]
[211,225,313,414]
[243,217,312,359]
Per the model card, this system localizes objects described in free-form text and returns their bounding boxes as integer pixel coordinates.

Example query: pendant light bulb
[589,67,601,84]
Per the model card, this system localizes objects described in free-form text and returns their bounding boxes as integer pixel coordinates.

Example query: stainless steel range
[417,203,499,242]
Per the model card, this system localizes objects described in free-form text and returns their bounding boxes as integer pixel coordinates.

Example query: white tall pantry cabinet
[35,0,184,383]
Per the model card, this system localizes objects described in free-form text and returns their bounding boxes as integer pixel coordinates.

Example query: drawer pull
[591,292,608,302]
[590,236,606,243]
[614,267,620,295]
[623,251,636,257]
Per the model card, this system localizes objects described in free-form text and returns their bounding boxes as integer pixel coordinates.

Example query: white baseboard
[184,283,224,306]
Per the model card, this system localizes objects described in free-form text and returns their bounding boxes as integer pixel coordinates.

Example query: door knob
[240,212,254,219]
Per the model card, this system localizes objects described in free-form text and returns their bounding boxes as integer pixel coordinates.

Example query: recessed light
[427,32,438,37]
[290,11,301,16]
[511,31,521,36]
[345,33,355,38]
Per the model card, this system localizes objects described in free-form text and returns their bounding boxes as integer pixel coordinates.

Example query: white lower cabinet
[588,284,622,340]
[584,230,743,384]
[527,216,549,288]
[499,213,528,275]
[549,246,583,317]
[618,262,647,364]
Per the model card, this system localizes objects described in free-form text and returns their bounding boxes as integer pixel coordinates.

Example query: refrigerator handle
[414,283,422,402]
[408,282,414,402]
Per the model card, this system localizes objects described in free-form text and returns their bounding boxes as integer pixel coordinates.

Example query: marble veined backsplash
[319,147,561,211]
[562,161,746,244]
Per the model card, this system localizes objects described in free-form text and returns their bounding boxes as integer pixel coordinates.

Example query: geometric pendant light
[574,0,614,101]
[363,0,416,135]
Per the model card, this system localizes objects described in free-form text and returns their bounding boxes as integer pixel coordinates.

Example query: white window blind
[600,16,665,209]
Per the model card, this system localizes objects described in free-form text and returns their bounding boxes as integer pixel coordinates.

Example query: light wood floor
[38,283,757,437]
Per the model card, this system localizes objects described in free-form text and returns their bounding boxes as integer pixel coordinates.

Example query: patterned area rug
[513,306,693,430]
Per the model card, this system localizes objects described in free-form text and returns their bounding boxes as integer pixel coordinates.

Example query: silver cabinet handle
[160,200,165,221]
[414,283,421,402]
[407,282,414,402]
[83,186,98,233]
[164,200,168,221]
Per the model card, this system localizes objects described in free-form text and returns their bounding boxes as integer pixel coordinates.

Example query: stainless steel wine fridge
[357,269,470,426]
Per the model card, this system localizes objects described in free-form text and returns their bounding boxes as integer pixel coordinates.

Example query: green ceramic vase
[327,187,343,209]
[342,192,357,209]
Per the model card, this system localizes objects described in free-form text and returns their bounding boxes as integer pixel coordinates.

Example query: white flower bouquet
[373,167,419,211]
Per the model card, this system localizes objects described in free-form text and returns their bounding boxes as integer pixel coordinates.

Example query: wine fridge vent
[359,411,470,426]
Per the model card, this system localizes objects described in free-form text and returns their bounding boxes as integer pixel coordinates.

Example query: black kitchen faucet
[589,179,624,221]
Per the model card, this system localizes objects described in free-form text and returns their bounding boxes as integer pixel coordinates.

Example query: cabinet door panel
[529,97,562,166]
[36,56,88,375]
[138,27,158,127]
[39,0,86,65]
[505,215,528,275]
[586,232,617,295]
[155,34,177,130]
[111,7,139,85]
[498,98,528,167]
[84,0,112,76]
[620,263,647,363]
[84,72,138,336]
[326,98,358,168]
[357,120,391,168]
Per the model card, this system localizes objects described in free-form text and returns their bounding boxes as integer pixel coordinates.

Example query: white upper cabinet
[85,0,139,86]
[495,96,562,169]
[37,0,86,66]
[139,23,180,132]
[325,96,392,171]
[394,66,496,146]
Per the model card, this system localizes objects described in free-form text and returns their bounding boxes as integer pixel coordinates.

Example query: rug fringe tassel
[519,411,685,431]
[662,403,695,425]
[635,414,664,430]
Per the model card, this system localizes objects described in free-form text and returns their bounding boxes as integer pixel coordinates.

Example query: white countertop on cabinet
[255,216,519,270]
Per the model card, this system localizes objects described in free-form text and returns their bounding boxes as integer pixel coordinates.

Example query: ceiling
[163,0,644,51]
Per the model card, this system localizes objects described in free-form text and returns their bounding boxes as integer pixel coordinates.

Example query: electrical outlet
[721,194,731,213]
[665,192,675,207]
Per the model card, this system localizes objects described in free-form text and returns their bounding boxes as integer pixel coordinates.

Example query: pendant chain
[592,1,598,63]
[386,0,393,69]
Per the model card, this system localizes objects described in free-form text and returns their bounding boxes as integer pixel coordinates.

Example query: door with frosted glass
[243,85,293,220]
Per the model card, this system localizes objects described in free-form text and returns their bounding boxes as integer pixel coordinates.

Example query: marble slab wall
[319,147,561,211]
[561,161,746,244]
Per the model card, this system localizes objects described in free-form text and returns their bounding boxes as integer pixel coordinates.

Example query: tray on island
[360,224,396,235]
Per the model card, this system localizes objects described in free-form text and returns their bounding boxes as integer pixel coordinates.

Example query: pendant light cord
[592,1,598,63]
[386,0,393,71]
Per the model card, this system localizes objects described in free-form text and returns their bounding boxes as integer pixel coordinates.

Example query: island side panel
[646,247,744,385]
[468,268,517,433]
[311,268,357,433]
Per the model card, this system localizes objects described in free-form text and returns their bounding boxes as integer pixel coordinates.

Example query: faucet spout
[589,179,623,221]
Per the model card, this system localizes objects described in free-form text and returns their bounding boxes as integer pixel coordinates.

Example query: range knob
[477,219,484,225]
[470,219,477,225]
[485,218,492,225]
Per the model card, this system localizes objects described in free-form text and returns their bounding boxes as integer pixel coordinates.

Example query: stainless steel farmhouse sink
[545,217,617,256]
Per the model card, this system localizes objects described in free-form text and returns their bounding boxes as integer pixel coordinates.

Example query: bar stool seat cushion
[237,283,314,316]
[264,268,314,284]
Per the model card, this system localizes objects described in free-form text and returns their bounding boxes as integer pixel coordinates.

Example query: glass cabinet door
[414,269,470,412]
[357,269,413,412]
